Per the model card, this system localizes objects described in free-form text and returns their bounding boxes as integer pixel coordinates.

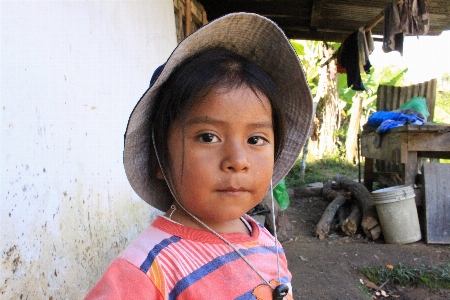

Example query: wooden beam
[364,0,405,32]
[310,0,322,31]
[364,11,384,32]
[284,28,349,42]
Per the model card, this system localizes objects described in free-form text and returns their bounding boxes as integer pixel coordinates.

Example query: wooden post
[404,151,418,186]
[185,0,192,37]
[364,158,374,192]
[202,10,208,25]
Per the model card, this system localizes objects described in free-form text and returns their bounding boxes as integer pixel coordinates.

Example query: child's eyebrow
[185,116,273,129]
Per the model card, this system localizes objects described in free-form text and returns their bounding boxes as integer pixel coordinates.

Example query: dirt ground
[279,192,450,300]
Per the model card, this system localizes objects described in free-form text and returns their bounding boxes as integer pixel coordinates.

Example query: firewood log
[341,204,362,236]
[333,174,381,240]
[293,187,323,198]
[321,180,340,201]
[333,204,351,231]
[294,183,340,199]
[315,181,350,239]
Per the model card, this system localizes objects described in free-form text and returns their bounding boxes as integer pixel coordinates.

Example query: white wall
[0,1,177,298]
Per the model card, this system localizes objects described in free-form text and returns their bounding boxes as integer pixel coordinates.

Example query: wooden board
[422,163,450,244]
[404,124,450,132]
[361,132,407,163]
[408,131,450,152]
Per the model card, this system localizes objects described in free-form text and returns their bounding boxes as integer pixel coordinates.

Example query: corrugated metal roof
[199,0,450,42]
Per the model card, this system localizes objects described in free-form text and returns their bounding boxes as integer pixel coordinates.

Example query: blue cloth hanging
[368,111,425,133]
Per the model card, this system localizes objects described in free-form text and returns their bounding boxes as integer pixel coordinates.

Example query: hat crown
[124,13,313,211]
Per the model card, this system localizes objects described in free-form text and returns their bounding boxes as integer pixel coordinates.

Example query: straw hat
[124,13,313,211]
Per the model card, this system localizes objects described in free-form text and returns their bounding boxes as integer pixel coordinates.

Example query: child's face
[167,84,275,225]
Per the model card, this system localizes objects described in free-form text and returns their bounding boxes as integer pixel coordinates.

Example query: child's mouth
[217,187,247,194]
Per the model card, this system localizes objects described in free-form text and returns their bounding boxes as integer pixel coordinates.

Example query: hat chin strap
[269,180,281,281]
[152,130,287,296]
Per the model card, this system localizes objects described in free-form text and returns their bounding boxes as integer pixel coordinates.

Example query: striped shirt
[85,215,293,300]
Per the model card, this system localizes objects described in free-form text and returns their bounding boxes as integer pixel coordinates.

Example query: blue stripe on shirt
[168,245,283,299]
[139,235,181,272]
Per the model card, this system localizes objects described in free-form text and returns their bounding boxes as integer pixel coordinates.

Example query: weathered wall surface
[1,1,177,299]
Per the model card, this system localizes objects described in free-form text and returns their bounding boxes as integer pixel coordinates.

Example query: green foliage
[338,65,408,111]
[437,89,450,115]
[290,40,322,96]
[360,263,450,290]
[442,72,450,84]
[337,65,409,151]
[290,40,305,56]
[357,282,374,299]
[285,154,360,188]
[379,65,409,86]
[434,104,450,123]
[435,73,450,123]
[290,40,340,97]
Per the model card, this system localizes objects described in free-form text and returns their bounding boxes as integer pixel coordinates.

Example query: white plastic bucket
[372,185,422,244]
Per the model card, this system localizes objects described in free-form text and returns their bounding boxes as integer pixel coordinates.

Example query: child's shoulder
[118,217,177,264]
[117,216,280,270]
[244,215,282,247]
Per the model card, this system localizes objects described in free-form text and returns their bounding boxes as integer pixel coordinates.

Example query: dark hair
[148,47,286,181]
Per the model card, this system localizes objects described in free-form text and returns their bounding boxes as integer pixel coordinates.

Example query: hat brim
[124,13,313,212]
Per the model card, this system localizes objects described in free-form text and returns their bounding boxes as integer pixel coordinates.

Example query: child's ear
[156,166,165,180]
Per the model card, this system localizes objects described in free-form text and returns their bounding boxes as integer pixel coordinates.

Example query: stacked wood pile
[295,174,381,240]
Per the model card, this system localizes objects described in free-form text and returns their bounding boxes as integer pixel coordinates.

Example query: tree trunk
[346,92,363,163]
[300,102,318,180]
[309,48,340,159]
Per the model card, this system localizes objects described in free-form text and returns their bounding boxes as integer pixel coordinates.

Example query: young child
[85,13,313,300]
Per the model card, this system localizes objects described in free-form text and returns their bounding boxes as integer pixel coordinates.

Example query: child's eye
[248,136,269,146]
[197,133,219,143]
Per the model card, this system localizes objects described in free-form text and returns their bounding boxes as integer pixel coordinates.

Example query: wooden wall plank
[422,163,450,244]
[376,79,437,122]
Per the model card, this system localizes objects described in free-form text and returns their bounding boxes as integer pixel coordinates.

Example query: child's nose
[221,142,250,172]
